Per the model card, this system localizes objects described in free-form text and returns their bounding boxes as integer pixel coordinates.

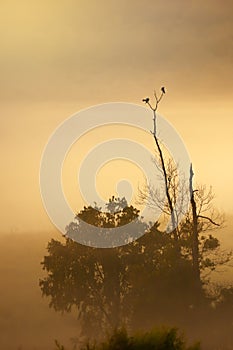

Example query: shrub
[80,327,201,350]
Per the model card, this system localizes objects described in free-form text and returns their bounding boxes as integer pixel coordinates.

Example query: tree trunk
[153,111,178,241]
[189,164,201,290]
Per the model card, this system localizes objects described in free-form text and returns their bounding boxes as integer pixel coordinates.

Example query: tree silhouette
[140,90,225,293]
[40,92,233,347]
[64,197,146,248]
[40,197,212,340]
[40,197,233,348]
[142,88,178,240]
[40,197,148,338]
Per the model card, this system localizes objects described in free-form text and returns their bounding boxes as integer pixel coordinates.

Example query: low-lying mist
[0,217,233,350]
[0,231,78,350]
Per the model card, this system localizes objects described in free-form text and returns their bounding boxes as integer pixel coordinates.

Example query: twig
[197,215,220,226]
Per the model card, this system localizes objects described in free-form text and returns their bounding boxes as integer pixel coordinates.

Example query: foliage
[80,327,201,350]
[66,196,146,247]
[40,196,232,347]
[40,197,148,337]
[40,197,215,339]
[41,89,233,349]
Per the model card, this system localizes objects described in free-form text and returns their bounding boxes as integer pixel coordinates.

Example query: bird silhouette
[161,87,166,94]
[142,97,150,103]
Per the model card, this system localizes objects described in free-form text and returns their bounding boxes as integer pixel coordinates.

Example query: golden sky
[1,0,233,233]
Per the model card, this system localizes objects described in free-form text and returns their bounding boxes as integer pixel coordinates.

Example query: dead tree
[142,88,178,241]
[189,163,221,288]
[141,89,223,285]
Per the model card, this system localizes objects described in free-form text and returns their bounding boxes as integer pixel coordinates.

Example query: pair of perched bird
[142,86,165,103]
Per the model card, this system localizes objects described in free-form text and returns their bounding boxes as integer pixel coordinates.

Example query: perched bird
[142,97,150,103]
[161,86,166,94]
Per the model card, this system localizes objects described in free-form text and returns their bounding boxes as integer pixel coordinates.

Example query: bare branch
[197,215,220,226]
[142,87,165,112]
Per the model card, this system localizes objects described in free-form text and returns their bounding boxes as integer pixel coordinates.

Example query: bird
[161,86,166,94]
[142,97,150,103]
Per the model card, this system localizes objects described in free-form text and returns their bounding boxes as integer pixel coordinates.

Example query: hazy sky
[1,0,233,233]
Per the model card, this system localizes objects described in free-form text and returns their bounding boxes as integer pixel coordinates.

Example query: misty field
[0,232,78,350]
[0,217,232,350]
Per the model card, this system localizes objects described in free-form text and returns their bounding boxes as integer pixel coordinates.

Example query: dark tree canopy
[40,197,219,339]
[40,197,233,349]
[65,196,147,248]
[40,197,149,336]
[40,89,233,349]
